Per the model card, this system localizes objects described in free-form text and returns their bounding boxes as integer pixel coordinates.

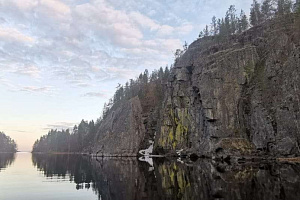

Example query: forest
[0,132,17,153]
[32,0,300,153]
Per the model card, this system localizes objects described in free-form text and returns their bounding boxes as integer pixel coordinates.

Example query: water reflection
[0,153,15,172]
[31,154,300,200]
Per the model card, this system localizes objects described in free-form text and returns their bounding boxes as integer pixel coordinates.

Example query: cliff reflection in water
[32,154,300,200]
[0,153,15,172]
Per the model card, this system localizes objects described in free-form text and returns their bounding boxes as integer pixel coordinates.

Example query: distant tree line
[32,120,97,153]
[199,0,300,39]
[32,66,171,153]
[0,132,17,153]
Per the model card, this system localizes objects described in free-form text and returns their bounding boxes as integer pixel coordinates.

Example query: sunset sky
[0,0,252,151]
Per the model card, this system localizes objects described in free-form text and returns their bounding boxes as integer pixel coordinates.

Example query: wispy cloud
[0,78,56,95]
[82,92,107,98]
[13,65,40,78]
[0,0,195,89]
[44,122,76,130]
[0,26,34,43]
[20,86,54,93]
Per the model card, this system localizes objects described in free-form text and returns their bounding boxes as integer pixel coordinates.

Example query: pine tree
[283,0,293,13]
[294,0,300,12]
[219,18,226,37]
[224,14,230,35]
[238,10,249,33]
[211,16,218,35]
[226,5,238,34]
[199,31,204,38]
[250,0,263,26]
[204,25,209,36]
[277,0,285,14]
[261,0,274,20]
[217,18,222,35]
[276,0,292,15]
[183,41,188,51]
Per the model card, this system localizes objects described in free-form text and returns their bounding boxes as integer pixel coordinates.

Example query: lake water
[1,153,300,200]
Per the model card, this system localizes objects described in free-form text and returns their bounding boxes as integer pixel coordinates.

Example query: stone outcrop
[93,14,300,158]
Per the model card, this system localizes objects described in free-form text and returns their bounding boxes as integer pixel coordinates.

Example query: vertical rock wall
[156,14,300,157]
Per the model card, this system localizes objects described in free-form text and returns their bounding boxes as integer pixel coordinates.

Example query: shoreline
[29,152,300,163]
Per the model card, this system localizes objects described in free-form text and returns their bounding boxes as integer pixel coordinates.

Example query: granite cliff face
[93,14,300,158]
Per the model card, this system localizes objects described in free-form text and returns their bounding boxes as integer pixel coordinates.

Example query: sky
[0,0,252,151]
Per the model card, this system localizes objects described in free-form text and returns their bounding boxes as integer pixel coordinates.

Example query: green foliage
[0,132,17,152]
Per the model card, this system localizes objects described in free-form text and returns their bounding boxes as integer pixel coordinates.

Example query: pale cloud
[0,26,34,43]
[177,24,194,35]
[13,65,40,77]
[0,77,16,89]
[40,0,71,16]
[0,0,194,90]
[20,86,55,94]
[45,122,76,130]
[11,0,38,11]
[129,11,160,30]
[83,92,107,98]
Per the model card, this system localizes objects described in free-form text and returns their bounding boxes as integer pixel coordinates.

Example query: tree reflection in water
[0,153,15,172]
[31,154,300,200]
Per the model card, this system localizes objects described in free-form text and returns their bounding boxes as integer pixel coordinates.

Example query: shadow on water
[31,154,300,200]
[0,153,16,172]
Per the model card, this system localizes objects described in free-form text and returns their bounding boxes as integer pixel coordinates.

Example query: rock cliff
[93,14,300,158]
[93,96,146,157]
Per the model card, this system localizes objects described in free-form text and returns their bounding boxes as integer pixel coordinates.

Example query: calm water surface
[1,152,300,200]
